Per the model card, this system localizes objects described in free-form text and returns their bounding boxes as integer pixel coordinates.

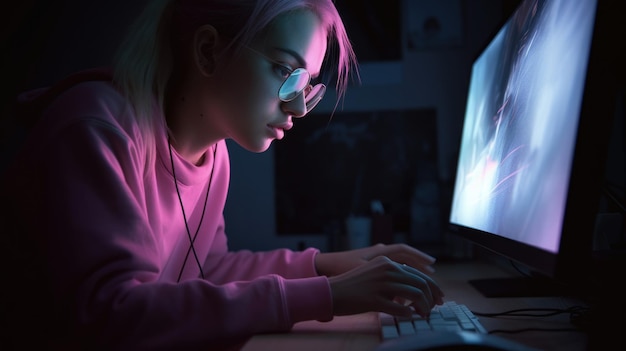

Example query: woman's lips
[267,122,293,140]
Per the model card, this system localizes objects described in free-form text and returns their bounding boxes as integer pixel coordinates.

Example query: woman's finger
[403,263,444,297]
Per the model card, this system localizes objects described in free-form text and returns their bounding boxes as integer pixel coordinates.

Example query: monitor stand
[468,276,565,298]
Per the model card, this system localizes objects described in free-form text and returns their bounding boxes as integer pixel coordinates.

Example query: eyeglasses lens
[305,84,326,111]
[278,67,326,112]
[278,68,310,101]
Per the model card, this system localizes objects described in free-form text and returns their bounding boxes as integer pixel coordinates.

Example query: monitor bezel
[447,0,623,287]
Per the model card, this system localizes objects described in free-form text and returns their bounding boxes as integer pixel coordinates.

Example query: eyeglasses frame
[243,46,326,113]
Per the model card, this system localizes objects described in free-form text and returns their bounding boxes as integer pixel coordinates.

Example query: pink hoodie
[1,70,333,350]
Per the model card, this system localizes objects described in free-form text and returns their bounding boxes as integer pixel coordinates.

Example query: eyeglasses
[245,47,326,114]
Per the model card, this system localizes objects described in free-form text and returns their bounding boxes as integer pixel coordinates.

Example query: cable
[508,259,530,277]
[472,305,591,335]
[168,136,217,282]
[603,182,626,213]
[472,305,589,318]
[488,327,581,334]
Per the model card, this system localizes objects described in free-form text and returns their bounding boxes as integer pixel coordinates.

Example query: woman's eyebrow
[272,47,306,68]
[273,46,322,78]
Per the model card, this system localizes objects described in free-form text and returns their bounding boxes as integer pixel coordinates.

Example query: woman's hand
[315,243,437,277]
[327,255,445,318]
[314,243,444,318]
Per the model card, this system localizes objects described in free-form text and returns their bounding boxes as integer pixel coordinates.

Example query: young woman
[2,0,444,349]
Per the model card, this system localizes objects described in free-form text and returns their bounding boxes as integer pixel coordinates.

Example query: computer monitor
[448,0,624,297]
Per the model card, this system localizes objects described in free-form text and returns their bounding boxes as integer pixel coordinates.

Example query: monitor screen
[447,0,622,297]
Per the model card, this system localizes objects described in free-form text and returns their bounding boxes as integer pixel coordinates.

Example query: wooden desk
[242,260,590,351]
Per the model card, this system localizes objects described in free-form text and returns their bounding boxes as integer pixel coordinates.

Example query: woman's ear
[193,25,220,77]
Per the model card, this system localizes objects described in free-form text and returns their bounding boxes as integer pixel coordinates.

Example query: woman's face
[208,10,328,152]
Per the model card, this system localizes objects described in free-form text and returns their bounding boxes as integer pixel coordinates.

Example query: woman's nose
[281,94,307,118]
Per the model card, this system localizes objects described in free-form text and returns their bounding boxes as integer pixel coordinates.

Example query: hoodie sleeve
[2,82,334,351]
[204,233,324,283]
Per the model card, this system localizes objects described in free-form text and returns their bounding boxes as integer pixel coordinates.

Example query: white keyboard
[379,301,488,340]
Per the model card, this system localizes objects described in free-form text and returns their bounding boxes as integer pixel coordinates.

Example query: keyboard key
[381,324,400,339]
[397,320,416,335]
[379,313,395,326]
[413,320,431,332]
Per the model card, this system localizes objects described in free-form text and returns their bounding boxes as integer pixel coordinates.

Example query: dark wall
[2,1,147,168]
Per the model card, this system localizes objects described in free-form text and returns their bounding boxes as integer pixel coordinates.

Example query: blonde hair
[113,0,359,172]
